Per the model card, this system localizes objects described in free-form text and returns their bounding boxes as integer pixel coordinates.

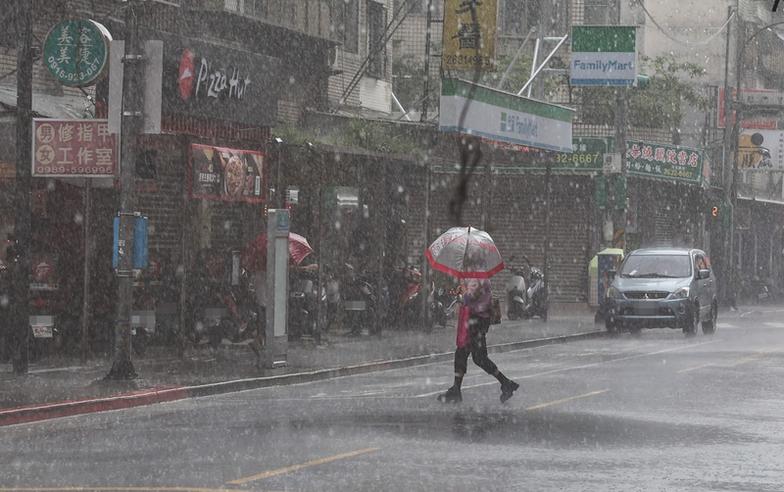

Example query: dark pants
[454,315,499,377]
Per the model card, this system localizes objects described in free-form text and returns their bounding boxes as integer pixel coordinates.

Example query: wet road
[2,308,784,491]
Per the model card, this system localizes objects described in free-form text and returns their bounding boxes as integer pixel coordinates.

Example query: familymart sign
[570,26,637,86]
[439,79,574,153]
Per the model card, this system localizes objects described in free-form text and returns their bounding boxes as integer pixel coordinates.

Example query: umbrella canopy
[425,226,504,279]
[242,232,314,272]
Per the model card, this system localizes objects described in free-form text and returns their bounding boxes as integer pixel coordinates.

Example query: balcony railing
[737,168,784,203]
[198,0,339,42]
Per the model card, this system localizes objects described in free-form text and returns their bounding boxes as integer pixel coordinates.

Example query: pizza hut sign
[178,48,251,102]
[161,34,281,127]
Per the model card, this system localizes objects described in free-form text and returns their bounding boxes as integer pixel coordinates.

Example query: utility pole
[421,0,433,122]
[421,159,432,331]
[612,88,628,251]
[11,0,32,375]
[106,0,144,380]
[726,14,746,309]
[720,5,734,305]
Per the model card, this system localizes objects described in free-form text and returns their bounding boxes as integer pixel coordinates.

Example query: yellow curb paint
[226,447,380,485]
[525,389,609,411]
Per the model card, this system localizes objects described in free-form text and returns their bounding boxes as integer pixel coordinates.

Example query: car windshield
[620,254,692,278]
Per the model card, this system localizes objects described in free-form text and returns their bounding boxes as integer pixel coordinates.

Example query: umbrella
[425,226,504,279]
[242,232,314,272]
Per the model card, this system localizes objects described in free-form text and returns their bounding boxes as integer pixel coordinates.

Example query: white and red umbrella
[425,226,504,279]
[242,232,314,272]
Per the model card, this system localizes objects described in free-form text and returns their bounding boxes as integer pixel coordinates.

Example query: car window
[620,254,692,278]
[695,255,707,272]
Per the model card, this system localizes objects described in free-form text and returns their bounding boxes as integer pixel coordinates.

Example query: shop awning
[0,84,92,119]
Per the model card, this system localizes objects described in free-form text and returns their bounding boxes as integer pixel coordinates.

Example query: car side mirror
[698,269,711,280]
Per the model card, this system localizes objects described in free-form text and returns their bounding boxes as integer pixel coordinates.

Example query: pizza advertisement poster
[189,143,265,203]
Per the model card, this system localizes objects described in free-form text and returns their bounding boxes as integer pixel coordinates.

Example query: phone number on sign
[662,168,697,179]
[36,166,113,175]
[443,54,494,68]
[555,153,600,165]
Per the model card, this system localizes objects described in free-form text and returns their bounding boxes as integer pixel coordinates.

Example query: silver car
[605,248,718,336]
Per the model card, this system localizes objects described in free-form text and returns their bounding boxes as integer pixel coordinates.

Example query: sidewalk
[0,311,597,416]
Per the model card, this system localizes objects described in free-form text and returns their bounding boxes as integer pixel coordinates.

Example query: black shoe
[437,386,462,403]
[500,381,519,403]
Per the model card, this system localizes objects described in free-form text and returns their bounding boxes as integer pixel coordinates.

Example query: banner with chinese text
[625,140,703,185]
[442,0,497,71]
[189,144,264,203]
[32,119,118,177]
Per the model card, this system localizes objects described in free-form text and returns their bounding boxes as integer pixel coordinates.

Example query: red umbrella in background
[241,232,314,272]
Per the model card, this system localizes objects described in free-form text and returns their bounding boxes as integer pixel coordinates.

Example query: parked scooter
[289,263,319,340]
[388,264,423,329]
[28,253,64,361]
[505,255,548,321]
[429,282,460,329]
[342,263,379,336]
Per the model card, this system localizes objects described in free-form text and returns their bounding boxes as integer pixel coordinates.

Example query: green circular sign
[44,19,110,87]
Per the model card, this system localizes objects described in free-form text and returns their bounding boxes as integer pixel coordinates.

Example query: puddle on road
[287,409,759,450]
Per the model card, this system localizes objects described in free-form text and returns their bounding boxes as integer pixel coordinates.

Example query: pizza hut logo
[177,47,251,102]
[178,49,196,101]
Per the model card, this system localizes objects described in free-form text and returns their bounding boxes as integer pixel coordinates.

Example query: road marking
[525,389,609,411]
[677,363,714,374]
[678,349,777,373]
[226,447,380,485]
[415,339,720,397]
[0,488,247,492]
[763,322,784,328]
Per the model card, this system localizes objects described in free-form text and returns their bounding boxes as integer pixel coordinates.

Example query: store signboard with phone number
[550,137,611,172]
[189,143,264,203]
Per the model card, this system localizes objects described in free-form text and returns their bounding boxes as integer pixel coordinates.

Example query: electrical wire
[638,2,735,47]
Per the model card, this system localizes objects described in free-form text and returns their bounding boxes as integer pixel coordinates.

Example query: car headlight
[669,286,690,299]
[606,286,623,299]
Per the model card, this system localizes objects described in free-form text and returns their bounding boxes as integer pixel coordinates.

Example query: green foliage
[580,55,708,130]
[392,54,439,112]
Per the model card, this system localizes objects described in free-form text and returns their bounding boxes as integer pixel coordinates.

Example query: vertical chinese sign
[442,0,498,71]
[32,119,118,177]
[625,140,704,185]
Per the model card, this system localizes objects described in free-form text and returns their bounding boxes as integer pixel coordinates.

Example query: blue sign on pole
[112,215,149,270]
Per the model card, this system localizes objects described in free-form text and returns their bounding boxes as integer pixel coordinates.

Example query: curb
[0,330,605,427]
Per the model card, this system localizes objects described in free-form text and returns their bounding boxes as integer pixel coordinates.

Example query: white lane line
[677,362,714,374]
[763,322,784,328]
[414,339,721,398]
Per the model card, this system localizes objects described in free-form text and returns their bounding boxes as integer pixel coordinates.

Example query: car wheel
[683,303,700,337]
[702,302,718,335]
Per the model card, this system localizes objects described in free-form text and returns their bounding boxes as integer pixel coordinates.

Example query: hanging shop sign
[43,19,111,87]
[439,78,574,153]
[32,119,118,177]
[570,26,637,86]
[160,34,282,127]
[738,129,784,169]
[442,0,498,71]
[189,144,264,203]
[717,88,778,129]
[625,140,704,184]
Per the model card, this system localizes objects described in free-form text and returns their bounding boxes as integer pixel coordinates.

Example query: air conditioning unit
[603,153,622,174]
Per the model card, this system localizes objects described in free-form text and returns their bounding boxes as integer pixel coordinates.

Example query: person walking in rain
[438,256,519,404]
